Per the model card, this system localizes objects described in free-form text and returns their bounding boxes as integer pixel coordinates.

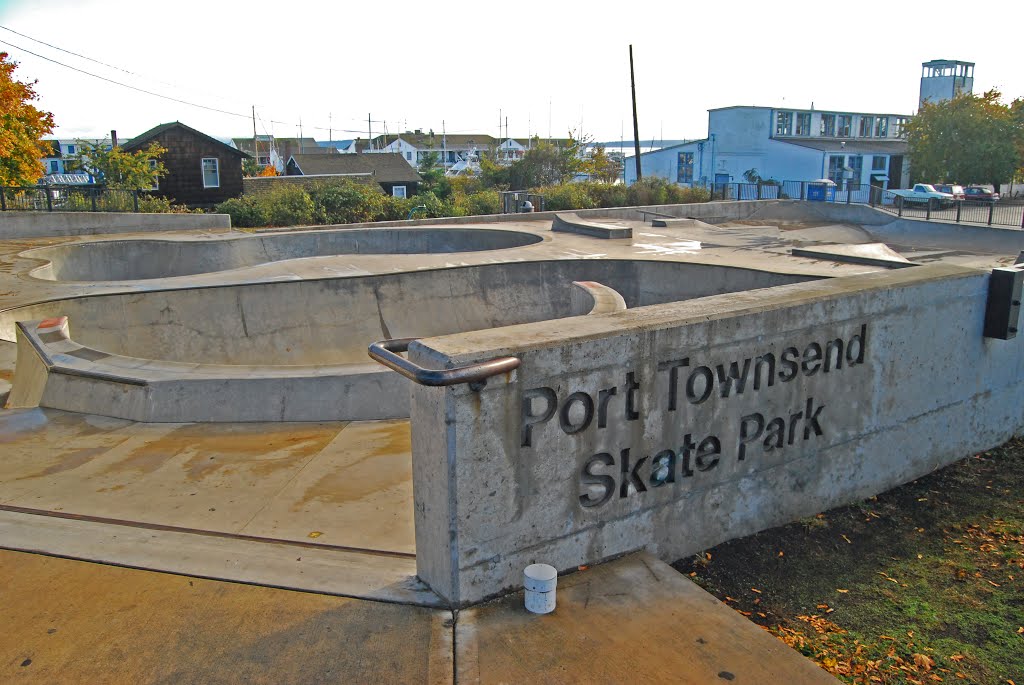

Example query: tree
[72,140,166,189]
[0,52,55,186]
[505,135,584,189]
[905,90,1023,187]
[582,145,623,184]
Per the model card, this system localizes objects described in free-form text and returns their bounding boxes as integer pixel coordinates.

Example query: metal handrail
[367,337,520,391]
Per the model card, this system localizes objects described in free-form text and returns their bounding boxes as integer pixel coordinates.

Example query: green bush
[261,185,316,226]
[214,196,268,228]
[534,183,597,211]
[307,180,388,224]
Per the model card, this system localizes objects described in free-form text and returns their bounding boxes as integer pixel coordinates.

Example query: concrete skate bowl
[4,260,818,422]
[22,226,545,281]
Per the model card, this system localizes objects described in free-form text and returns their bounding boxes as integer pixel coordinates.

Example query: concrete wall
[407,263,1024,605]
[25,227,543,281]
[0,260,815,362]
[0,212,230,239]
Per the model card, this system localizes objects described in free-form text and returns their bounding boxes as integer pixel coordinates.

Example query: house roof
[233,137,326,156]
[371,132,497,150]
[774,138,909,154]
[125,122,249,157]
[287,153,422,183]
[710,105,912,118]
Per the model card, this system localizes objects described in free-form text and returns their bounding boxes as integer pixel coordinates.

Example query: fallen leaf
[949,654,965,662]
[837,588,850,593]
[577,565,589,571]
[913,653,935,671]
[778,551,784,557]
[307,531,323,539]
[841,534,852,544]
[751,587,762,594]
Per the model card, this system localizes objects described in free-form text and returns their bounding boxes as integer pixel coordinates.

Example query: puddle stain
[294,423,411,508]
[14,446,114,481]
[0,410,130,445]
[102,423,341,481]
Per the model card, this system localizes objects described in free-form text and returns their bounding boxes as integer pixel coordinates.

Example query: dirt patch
[674,438,1024,684]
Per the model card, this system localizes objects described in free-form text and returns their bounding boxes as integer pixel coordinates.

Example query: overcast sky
[1,0,1022,145]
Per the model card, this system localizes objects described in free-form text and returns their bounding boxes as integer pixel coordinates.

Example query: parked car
[890,183,955,208]
[933,184,965,200]
[964,185,1000,202]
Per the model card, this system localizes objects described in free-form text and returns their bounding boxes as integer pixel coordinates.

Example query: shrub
[262,184,316,226]
[215,196,268,228]
[307,180,387,224]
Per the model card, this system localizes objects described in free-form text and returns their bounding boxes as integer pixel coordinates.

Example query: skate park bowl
[21,226,545,281]
[4,259,817,422]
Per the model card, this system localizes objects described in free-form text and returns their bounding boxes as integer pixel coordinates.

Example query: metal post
[988,202,994,226]
[629,45,642,182]
[955,201,961,223]
[133,190,139,213]
[800,181,805,201]
[846,185,851,205]
[757,183,762,200]
[0,187,5,211]
[897,195,903,217]
[90,187,97,212]
[926,199,932,221]
[45,187,53,212]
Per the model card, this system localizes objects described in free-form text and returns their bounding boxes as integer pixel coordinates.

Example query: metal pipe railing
[368,338,520,391]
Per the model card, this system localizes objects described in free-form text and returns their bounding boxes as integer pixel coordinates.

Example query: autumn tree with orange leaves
[0,52,55,186]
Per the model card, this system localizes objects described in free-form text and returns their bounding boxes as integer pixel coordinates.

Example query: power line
[0,36,379,135]
[0,24,384,130]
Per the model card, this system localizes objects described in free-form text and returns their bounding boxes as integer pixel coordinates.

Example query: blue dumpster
[806,180,836,202]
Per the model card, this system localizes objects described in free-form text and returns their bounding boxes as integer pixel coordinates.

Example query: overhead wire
[0,31,383,136]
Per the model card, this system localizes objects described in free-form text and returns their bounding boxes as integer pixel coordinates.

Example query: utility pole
[252,105,258,165]
[368,113,373,152]
[630,44,642,182]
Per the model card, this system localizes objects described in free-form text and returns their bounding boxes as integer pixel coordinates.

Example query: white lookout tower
[919,59,974,107]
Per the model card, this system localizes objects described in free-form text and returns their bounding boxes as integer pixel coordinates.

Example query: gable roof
[124,122,248,157]
[287,153,422,183]
[371,132,497,150]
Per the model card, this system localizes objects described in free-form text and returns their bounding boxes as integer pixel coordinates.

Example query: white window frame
[201,157,220,188]
[148,159,159,190]
[392,185,407,198]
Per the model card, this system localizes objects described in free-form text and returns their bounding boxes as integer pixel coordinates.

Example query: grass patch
[674,438,1024,684]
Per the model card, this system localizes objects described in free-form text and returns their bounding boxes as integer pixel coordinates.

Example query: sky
[1,0,1022,145]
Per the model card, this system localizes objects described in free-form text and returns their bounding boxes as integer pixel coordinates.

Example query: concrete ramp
[551,213,633,239]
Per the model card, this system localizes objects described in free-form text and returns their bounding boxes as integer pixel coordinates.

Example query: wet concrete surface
[0,409,414,554]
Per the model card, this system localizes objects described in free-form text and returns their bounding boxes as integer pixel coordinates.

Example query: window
[257,155,270,166]
[392,185,407,198]
[147,159,159,190]
[49,160,59,174]
[820,114,836,137]
[858,117,873,137]
[847,155,863,185]
[872,156,887,171]
[676,152,694,184]
[893,116,909,137]
[406,151,412,161]
[202,158,220,188]
[795,112,811,136]
[837,115,852,137]
[875,117,889,137]
[775,111,793,136]
[828,155,845,184]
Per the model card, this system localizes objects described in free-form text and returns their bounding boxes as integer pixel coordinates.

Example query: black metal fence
[699,181,1024,229]
[0,185,149,212]
[873,189,1024,229]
